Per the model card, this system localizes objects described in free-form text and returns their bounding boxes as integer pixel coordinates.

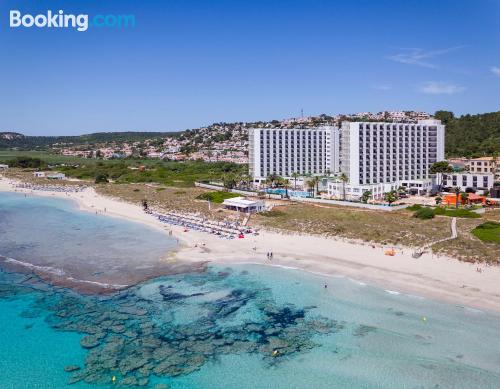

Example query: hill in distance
[2,110,499,157]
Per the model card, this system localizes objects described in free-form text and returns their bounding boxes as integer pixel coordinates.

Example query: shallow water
[0,191,179,289]
[1,191,500,389]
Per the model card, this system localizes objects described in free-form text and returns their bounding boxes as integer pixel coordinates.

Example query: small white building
[0,164,8,170]
[327,181,399,200]
[33,171,46,178]
[222,197,265,213]
[47,173,66,180]
[399,179,433,195]
[439,173,494,192]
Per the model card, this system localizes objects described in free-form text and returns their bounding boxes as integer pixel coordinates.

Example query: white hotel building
[249,120,445,200]
[248,127,339,183]
[329,119,445,199]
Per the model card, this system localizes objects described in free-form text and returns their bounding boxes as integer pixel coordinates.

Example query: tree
[265,174,280,188]
[239,173,252,189]
[434,110,455,125]
[291,172,300,190]
[7,157,46,169]
[361,190,372,204]
[452,186,461,208]
[460,192,468,206]
[429,161,453,190]
[310,176,321,197]
[397,186,407,198]
[384,190,397,206]
[282,178,291,198]
[340,173,349,200]
[414,207,435,220]
[306,180,316,197]
[222,173,237,190]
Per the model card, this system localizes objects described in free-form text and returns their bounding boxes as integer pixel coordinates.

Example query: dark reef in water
[0,267,341,388]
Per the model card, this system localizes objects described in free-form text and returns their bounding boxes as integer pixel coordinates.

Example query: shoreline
[2,177,500,313]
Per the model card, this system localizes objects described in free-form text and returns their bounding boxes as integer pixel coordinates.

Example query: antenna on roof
[301,108,304,118]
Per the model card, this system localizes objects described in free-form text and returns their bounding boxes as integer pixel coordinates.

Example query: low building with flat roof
[46,173,66,180]
[439,172,494,193]
[222,197,265,213]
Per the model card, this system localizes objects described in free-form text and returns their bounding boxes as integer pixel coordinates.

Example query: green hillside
[435,111,500,157]
[0,131,180,150]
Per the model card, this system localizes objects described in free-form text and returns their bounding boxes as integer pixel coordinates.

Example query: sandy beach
[1,176,499,313]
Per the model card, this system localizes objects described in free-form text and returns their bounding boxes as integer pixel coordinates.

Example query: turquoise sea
[1,191,500,389]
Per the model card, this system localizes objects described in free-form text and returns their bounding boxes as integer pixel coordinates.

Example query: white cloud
[387,46,464,69]
[491,66,500,76]
[419,81,466,95]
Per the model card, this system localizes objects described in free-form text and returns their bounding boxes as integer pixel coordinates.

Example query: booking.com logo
[9,10,136,32]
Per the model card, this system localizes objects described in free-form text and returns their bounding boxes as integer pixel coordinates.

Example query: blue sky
[1,0,499,135]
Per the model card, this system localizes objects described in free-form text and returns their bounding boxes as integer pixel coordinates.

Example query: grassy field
[407,204,481,219]
[433,219,499,264]
[95,183,245,223]
[253,202,452,247]
[0,151,246,187]
[196,191,240,203]
[472,222,500,244]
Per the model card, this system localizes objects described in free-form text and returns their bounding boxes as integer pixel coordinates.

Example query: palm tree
[452,186,461,208]
[340,173,348,201]
[222,173,237,190]
[310,176,321,197]
[306,180,316,197]
[460,192,468,206]
[266,174,280,188]
[282,178,291,198]
[240,173,252,189]
[291,172,300,190]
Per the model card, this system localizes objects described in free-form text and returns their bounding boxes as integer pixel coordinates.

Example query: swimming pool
[265,188,311,198]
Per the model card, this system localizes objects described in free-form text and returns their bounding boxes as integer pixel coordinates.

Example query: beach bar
[222,197,265,213]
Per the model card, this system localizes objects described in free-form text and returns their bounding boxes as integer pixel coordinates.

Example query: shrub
[196,191,240,204]
[407,204,422,212]
[414,207,435,219]
[259,210,284,217]
[471,222,500,243]
[95,173,109,184]
[7,156,46,169]
[434,207,481,218]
